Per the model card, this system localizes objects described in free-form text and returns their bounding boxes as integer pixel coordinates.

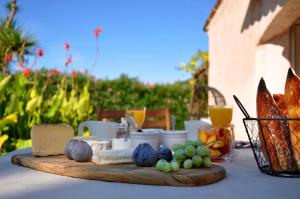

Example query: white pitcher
[78,121,118,140]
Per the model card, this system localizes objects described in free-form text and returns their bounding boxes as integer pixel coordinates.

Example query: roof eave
[203,0,222,32]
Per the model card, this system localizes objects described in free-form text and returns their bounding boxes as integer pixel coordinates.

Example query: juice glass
[126,107,146,127]
[208,105,233,127]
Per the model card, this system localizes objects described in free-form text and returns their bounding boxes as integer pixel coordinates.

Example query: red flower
[64,42,70,50]
[47,71,52,78]
[65,56,72,66]
[37,48,43,57]
[148,83,156,89]
[18,62,24,69]
[23,67,31,76]
[94,27,103,37]
[5,54,13,62]
[71,70,76,78]
[18,62,24,68]
[51,68,59,75]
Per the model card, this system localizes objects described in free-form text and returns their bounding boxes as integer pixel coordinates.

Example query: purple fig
[71,140,92,162]
[64,139,79,160]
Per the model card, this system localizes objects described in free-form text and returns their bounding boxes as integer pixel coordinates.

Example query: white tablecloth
[0,148,299,199]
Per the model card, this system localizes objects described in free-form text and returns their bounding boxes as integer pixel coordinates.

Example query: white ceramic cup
[184,120,211,140]
[161,130,188,150]
[78,121,118,140]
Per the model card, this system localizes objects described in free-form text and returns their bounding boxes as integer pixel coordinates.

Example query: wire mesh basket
[233,95,300,177]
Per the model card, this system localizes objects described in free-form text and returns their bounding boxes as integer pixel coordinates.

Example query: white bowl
[184,120,211,140]
[142,128,163,133]
[129,130,161,150]
[160,130,188,150]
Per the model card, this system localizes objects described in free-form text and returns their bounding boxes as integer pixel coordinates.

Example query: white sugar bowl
[160,130,188,150]
[129,129,161,150]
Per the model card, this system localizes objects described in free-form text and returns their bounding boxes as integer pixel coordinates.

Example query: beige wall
[206,0,300,141]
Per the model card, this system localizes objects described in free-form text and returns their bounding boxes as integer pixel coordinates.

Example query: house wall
[207,0,291,141]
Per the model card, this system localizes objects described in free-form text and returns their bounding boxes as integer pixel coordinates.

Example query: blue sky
[8,0,216,83]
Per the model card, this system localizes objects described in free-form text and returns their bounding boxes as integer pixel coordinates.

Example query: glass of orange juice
[126,107,146,127]
[208,105,233,127]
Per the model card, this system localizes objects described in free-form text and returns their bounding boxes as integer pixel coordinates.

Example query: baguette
[284,68,300,170]
[273,94,288,116]
[257,78,296,171]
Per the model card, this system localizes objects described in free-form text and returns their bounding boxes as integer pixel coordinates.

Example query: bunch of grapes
[156,140,213,173]
[172,140,212,169]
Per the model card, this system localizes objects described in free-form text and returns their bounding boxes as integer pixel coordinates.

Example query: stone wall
[206,0,300,140]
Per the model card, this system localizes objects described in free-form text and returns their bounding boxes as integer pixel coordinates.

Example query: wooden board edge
[11,153,227,187]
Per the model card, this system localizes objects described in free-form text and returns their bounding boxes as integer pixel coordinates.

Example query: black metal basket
[233,95,300,178]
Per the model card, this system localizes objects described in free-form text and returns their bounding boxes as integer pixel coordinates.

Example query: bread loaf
[257,78,296,171]
[284,68,300,170]
[273,94,288,116]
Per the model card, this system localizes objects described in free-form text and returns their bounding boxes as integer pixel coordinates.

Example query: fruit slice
[218,136,228,145]
[206,142,214,147]
[210,149,222,158]
[199,131,208,144]
[223,128,231,140]
[206,134,217,144]
[212,141,224,149]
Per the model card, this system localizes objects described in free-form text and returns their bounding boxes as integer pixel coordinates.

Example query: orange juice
[208,106,233,127]
[126,108,146,126]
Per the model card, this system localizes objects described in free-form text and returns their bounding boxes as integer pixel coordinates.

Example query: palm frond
[0,21,37,68]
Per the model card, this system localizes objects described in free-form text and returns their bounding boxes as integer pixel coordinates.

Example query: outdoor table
[0,148,299,199]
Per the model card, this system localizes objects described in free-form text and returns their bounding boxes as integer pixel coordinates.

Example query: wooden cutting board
[11,153,226,187]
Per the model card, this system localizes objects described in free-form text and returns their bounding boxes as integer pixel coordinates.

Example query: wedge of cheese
[31,124,74,156]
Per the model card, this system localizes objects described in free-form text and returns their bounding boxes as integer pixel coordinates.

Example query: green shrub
[0,71,193,155]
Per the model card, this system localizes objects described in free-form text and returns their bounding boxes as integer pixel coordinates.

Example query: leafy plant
[180,50,209,118]
[0,0,36,71]
[0,1,196,156]
[0,71,192,155]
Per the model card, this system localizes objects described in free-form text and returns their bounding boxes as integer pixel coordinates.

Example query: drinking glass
[208,105,233,127]
[218,124,235,163]
[126,107,146,127]
[198,124,235,163]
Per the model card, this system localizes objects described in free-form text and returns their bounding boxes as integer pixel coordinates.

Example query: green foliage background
[0,71,192,154]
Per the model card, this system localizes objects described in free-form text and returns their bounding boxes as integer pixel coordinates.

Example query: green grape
[185,145,196,158]
[192,155,203,168]
[174,149,186,162]
[196,146,211,157]
[172,144,184,151]
[156,159,172,173]
[170,160,180,172]
[202,157,213,168]
[193,140,202,147]
[184,140,194,147]
[173,158,183,166]
[183,159,193,169]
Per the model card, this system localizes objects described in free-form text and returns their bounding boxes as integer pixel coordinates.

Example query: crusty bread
[257,78,296,171]
[273,94,288,116]
[284,68,300,170]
